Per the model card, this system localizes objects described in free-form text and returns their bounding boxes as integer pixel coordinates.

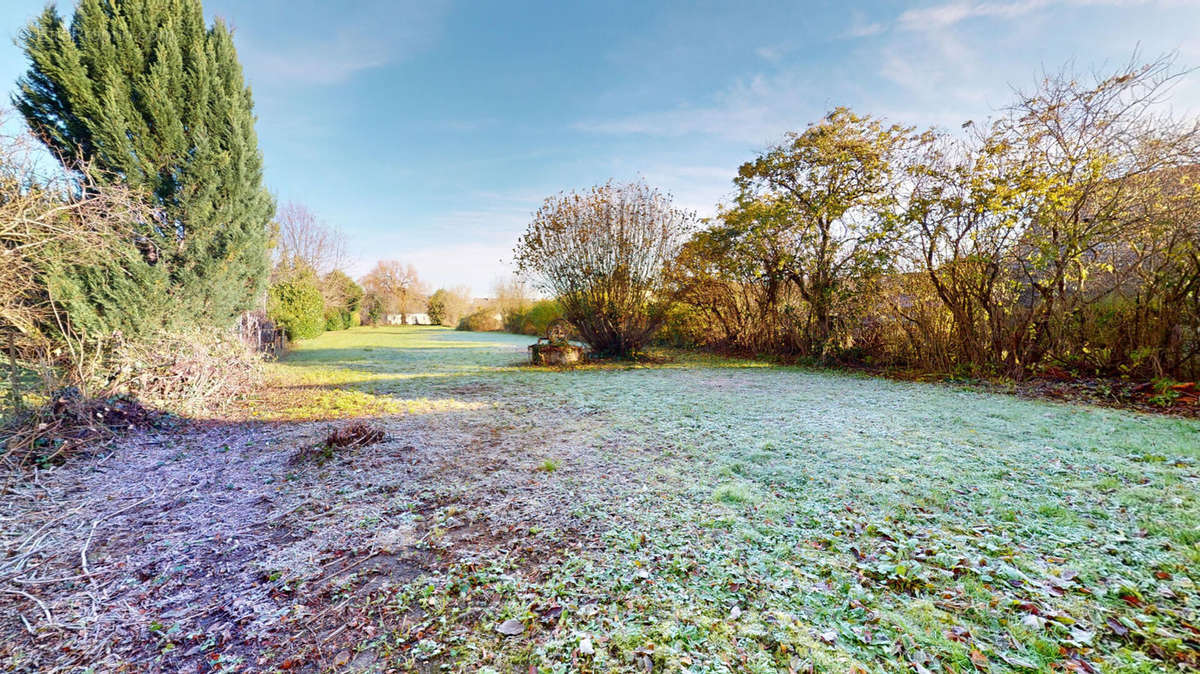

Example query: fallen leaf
[496,619,524,636]
[999,652,1038,669]
[1069,628,1095,645]
[536,605,564,624]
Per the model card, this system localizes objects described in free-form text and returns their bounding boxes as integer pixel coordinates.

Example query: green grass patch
[265,326,1200,672]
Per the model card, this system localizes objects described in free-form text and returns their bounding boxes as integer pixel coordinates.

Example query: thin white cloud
[877,23,988,110]
[574,71,821,145]
[847,22,886,38]
[575,0,1196,150]
[347,227,521,297]
[898,2,986,30]
[351,240,517,298]
[635,165,736,216]
[844,10,886,38]
[346,194,539,294]
[242,29,392,86]
[895,0,1156,32]
[235,2,449,86]
[756,45,787,63]
[574,59,984,146]
[384,238,516,296]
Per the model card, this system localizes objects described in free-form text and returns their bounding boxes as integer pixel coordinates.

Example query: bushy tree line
[515,58,1200,378]
[427,286,472,327]
[671,58,1200,379]
[485,277,565,336]
[322,270,365,331]
[449,277,566,336]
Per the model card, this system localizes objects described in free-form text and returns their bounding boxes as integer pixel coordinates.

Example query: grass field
[264,326,1199,672]
[4,325,1197,672]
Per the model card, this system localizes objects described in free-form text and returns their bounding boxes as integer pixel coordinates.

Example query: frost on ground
[1,326,1198,672]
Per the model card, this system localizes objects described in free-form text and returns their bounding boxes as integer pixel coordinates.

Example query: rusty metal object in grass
[529,319,584,366]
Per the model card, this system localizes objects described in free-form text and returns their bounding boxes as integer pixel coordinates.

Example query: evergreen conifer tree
[14,0,273,330]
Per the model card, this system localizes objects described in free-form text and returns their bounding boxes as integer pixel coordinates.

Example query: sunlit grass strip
[251,390,491,421]
[263,365,454,388]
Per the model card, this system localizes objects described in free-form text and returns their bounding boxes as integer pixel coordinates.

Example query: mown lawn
[269,326,1199,672]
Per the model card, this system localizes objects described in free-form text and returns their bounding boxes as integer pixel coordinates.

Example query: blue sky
[1,1,1199,294]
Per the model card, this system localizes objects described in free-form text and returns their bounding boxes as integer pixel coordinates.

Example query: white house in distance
[386,313,432,325]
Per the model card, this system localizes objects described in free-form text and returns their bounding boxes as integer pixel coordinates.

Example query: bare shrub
[361,260,427,324]
[3,330,260,469]
[457,308,503,332]
[271,201,347,279]
[515,180,695,358]
[324,421,385,449]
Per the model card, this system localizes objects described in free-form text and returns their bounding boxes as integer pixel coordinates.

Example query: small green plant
[148,620,181,654]
[1149,391,1180,407]
[536,458,560,472]
[1149,377,1182,407]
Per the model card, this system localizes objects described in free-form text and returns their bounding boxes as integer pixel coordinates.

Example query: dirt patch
[0,387,639,672]
[1,420,310,670]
